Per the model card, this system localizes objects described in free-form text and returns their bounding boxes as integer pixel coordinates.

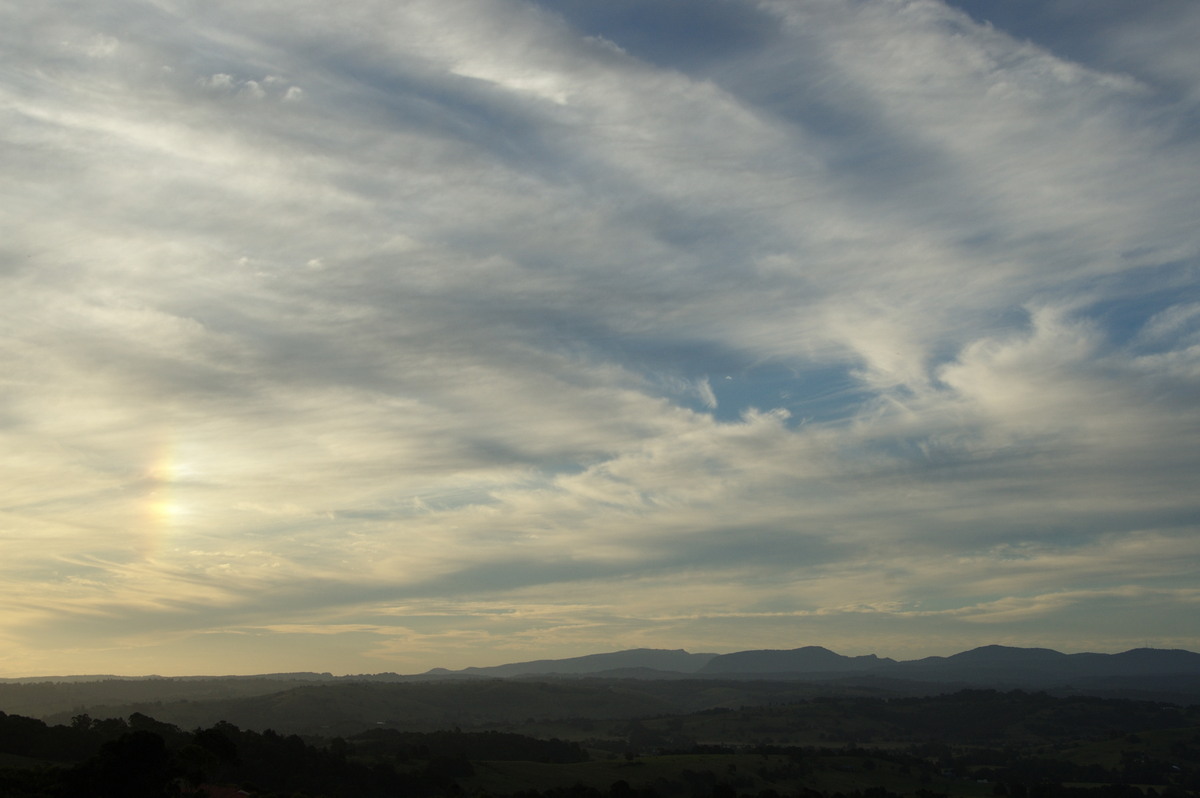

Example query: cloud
[0,0,1197,674]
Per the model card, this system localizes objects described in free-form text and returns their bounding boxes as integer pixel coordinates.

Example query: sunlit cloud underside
[1,0,1199,676]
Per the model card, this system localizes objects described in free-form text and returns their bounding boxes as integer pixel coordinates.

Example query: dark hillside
[47,679,687,737]
[452,649,717,677]
[2,690,1199,797]
[700,646,894,675]
[0,676,328,718]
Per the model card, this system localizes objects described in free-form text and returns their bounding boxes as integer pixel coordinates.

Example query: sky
[1,0,1199,678]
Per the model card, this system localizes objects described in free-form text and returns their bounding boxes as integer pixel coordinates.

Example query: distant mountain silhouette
[422,644,1200,689]
[6,645,1199,702]
[699,646,894,675]
[7,644,1200,731]
[885,645,1200,685]
[429,648,718,678]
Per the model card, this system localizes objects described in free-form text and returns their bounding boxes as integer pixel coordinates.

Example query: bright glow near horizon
[1,0,1199,677]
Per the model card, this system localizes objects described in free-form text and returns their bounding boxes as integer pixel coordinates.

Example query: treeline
[0,710,586,797]
[1,688,1198,798]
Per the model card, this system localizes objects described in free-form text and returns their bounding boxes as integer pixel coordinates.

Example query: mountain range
[5,645,1198,687]
[419,644,1200,691]
[4,644,1199,736]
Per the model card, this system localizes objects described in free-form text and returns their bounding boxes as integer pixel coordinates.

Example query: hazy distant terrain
[442,648,719,678]
[4,645,1199,737]
[2,646,1200,797]
[1,680,1198,797]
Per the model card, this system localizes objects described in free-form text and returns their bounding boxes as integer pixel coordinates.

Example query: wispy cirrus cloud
[0,0,1197,675]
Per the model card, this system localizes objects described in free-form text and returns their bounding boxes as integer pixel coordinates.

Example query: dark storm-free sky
[1,0,1198,676]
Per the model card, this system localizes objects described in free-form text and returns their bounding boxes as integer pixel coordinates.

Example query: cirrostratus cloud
[0,0,1197,675]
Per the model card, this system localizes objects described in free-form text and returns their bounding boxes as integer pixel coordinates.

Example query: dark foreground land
[1,688,1198,798]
